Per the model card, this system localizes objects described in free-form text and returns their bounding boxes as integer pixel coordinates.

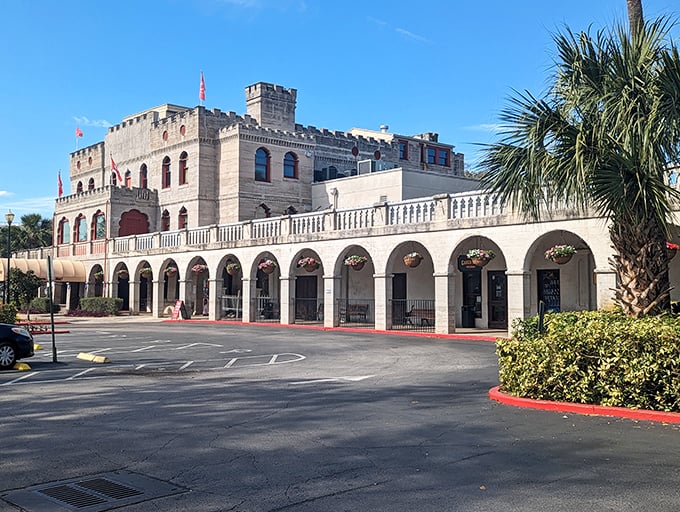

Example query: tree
[8,268,42,309]
[480,17,680,317]
[627,0,644,34]
[0,214,52,258]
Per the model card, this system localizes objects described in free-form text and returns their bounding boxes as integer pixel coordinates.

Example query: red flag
[75,127,83,138]
[111,156,123,183]
[58,172,63,197]
[199,72,206,101]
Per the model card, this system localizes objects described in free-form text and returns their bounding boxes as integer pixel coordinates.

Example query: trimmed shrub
[28,297,61,314]
[497,310,680,412]
[72,297,123,316]
[0,304,17,324]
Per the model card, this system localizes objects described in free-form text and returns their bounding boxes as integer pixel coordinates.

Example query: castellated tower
[245,82,297,131]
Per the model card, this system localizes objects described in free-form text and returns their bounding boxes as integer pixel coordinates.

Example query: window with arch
[124,170,132,189]
[178,207,188,229]
[162,156,171,188]
[57,218,70,244]
[161,209,170,231]
[76,181,83,194]
[75,213,88,242]
[139,164,148,188]
[91,210,106,240]
[88,178,95,191]
[283,152,298,179]
[111,172,118,186]
[179,152,188,185]
[255,148,270,182]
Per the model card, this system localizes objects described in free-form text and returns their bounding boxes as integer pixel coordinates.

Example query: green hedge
[78,297,123,315]
[28,297,61,314]
[0,304,17,324]
[497,310,680,412]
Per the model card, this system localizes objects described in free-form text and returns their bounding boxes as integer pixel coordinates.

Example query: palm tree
[627,0,643,34]
[480,17,680,317]
[15,214,53,250]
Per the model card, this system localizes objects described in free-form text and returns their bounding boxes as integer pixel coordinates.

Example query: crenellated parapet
[70,142,106,179]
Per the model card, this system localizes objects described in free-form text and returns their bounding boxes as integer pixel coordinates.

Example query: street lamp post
[5,210,14,304]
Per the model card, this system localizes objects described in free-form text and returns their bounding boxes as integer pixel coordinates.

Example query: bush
[72,297,123,316]
[497,310,680,412]
[28,297,61,314]
[0,304,17,324]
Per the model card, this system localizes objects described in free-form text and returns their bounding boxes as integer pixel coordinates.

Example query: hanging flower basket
[93,271,104,281]
[403,252,423,268]
[117,269,129,279]
[344,255,368,271]
[667,242,679,261]
[467,249,495,267]
[258,259,277,274]
[192,264,208,274]
[165,266,178,276]
[545,244,576,264]
[298,256,319,272]
[140,267,152,277]
[226,262,241,275]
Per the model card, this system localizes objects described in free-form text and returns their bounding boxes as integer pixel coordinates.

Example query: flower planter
[349,261,365,271]
[304,263,318,272]
[471,257,490,267]
[403,255,422,268]
[227,266,239,276]
[261,266,275,275]
[552,254,573,265]
[118,271,129,279]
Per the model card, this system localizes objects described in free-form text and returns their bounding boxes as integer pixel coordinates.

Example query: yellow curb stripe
[13,362,31,371]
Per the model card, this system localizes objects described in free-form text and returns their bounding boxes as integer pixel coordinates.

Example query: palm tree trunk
[627,0,644,35]
[610,219,670,316]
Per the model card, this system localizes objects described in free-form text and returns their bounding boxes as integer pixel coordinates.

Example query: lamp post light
[5,210,14,304]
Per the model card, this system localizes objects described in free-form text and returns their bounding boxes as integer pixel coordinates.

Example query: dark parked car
[0,323,34,370]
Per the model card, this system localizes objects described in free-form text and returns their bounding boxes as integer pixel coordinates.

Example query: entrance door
[487,270,507,329]
[295,275,318,320]
[462,271,481,327]
[392,273,407,325]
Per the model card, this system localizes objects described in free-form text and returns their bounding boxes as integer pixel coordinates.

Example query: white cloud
[73,116,113,128]
[465,123,504,133]
[0,196,56,221]
[395,27,433,44]
[0,191,11,197]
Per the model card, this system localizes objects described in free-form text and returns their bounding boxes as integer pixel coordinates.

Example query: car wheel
[0,342,17,370]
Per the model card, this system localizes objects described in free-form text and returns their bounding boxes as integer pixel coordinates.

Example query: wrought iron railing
[389,298,435,332]
[336,298,374,328]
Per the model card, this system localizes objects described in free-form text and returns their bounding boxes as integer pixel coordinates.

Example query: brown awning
[0,259,86,282]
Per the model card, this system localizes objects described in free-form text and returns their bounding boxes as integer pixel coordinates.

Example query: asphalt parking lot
[1,319,679,511]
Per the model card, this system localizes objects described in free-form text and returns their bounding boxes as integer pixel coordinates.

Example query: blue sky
[1,0,678,222]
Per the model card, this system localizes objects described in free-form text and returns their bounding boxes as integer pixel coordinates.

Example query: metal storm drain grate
[2,470,189,511]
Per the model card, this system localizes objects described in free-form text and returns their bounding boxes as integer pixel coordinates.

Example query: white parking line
[179,361,194,370]
[132,346,156,352]
[224,358,238,368]
[67,368,96,380]
[2,372,37,386]
[89,348,112,354]
[135,364,147,370]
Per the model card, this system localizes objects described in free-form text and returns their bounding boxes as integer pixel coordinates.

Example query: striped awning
[0,259,86,282]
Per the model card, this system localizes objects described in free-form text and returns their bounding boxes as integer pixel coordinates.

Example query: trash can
[461,305,475,328]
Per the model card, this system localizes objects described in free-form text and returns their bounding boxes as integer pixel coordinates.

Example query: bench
[339,303,369,323]
[406,308,435,326]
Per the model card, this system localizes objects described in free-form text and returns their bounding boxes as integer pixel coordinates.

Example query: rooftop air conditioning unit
[357,159,375,175]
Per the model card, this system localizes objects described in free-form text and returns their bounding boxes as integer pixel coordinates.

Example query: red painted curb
[161,319,500,342]
[489,386,680,424]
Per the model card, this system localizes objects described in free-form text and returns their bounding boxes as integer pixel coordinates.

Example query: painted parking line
[2,372,38,386]
[67,368,96,380]
[179,361,194,370]
[290,375,375,385]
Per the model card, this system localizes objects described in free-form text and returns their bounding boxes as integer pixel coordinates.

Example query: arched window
[124,170,132,189]
[88,178,95,191]
[75,213,88,242]
[255,148,270,182]
[178,207,188,229]
[162,156,171,188]
[161,209,170,231]
[76,181,83,194]
[58,218,70,244]
[283,152,298,179]
[139,164,148,189]
[91,210,106,240]
[111,171,118,186]
[179,152,188,185]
